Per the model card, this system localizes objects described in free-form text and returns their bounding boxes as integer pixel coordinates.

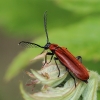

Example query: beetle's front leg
[44,52,54,65]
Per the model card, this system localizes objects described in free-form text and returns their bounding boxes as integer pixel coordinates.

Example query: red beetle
[19,11,89,86]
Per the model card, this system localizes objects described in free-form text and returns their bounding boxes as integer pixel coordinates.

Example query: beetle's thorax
[44,43,59,52]
[49,44,59,51]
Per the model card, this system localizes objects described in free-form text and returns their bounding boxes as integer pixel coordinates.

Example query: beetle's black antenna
[19,11,50,49]
[18,41,44,48]
[44,11,49,43]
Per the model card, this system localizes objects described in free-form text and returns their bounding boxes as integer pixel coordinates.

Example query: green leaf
[82,71,100,100]
[4,15,100,81]
[49,16,100,60]
[55,0,100,14]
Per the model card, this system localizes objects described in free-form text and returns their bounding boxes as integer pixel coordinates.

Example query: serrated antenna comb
[18,41,44,48]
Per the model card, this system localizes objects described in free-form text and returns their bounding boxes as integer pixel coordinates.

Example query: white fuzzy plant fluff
[20,54,100,100]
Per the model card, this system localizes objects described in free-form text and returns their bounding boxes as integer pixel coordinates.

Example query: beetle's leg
[68,70,76,87]
[54,58,77,86]
[54,56,76,87]
[44,52,47,64]
[54,57,60,77]
[76,56,82,63]
[44,52,54,65]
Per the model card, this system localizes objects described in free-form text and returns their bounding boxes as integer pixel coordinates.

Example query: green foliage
[55,0,100,14]
[2,0,100,99]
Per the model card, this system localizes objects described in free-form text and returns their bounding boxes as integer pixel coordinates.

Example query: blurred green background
[0,0,100,100]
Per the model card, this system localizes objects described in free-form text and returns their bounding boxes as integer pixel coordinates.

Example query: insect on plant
[19,11,89,87]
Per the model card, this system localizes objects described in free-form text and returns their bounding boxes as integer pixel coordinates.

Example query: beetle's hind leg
[66,47,82,63]
[67,70,76,87]
[54,57,60,77]
[76,56,82,63]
